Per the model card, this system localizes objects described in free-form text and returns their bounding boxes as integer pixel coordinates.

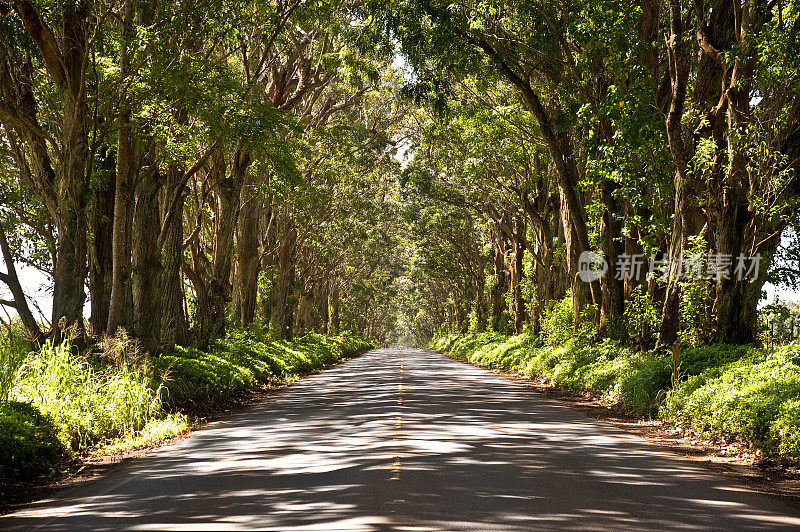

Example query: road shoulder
[441,349,800,511]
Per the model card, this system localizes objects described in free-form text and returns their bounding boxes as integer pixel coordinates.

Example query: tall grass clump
[13,338,162,452]
[0,321,31,402]
[541,294,575,346]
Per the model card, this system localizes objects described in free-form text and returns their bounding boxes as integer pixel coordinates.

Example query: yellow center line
[391,346,404,484]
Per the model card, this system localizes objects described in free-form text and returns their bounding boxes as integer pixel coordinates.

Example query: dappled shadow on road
[3,348,800,531]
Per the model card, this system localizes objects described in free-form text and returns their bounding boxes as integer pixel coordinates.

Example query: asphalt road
[3,347,800,531]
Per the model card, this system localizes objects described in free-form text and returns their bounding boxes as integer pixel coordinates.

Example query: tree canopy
[0,0,798,348]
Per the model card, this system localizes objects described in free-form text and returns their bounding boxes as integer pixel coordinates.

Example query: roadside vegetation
[0,323,371,495]
[432,325,800,460]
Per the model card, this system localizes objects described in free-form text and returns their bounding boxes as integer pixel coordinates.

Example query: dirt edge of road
[0,353,369,515]
[442,351,800,511]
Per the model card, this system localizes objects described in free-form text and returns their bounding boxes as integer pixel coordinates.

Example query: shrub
[155,333,373,409]
[677,344,757,377]
[773,399,800,456]
[434,333,670,416]
[0,401,66,486]
[662,343,800,455]
[13,339,162,451]
[624,285,659,349]
[0,321,31,402]
[541,294,574,346]
[613,353,672,414]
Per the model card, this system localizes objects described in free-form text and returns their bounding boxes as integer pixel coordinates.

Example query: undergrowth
[14,339,163,452]
[154,332,373,409]
[662,342,800,457]
[431,333,800,459]
[1,329,372,492]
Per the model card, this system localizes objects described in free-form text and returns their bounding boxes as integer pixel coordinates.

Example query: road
[3,347,800,531]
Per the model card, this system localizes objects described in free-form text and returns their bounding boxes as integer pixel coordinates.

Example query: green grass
[1,329,373,489]
[13,339,163,452]
[432,333,800,459]
[0,322,30,403]
[96,414,191,455]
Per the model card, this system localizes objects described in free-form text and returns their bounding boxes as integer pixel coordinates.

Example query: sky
[0,262,58,324]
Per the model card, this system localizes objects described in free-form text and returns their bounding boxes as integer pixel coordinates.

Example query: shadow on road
[3,348,799,531]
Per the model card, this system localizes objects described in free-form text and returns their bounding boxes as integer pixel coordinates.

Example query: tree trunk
[328,285,340,335]
[0,223,44,344]
[658,0,736,348]
[710,108,779,344]
[107,1,136,336]
[89,150,115,336]
[51,218,88,336]
[474,273,486,332]
[8,1,92,338]
[198,151,244,341]
[107,112,133,335]
[657,0,695,348]
[272,215,297,339]
[529,221,555,337]
[598,181,625,339]
[317,279,330,334]
[714,265,771,345]
[295,290,313,335]
[130,165,187,350]
[473,37,601,309]
[559,187,593,327]
[490,232,508,331]
[130,168,162,350]
[511,218,526,333]
[234,178,260,324]
[158,168,188,347]
[708,11,774,345]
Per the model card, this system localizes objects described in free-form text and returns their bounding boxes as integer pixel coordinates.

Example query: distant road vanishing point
[4,348,800,531]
